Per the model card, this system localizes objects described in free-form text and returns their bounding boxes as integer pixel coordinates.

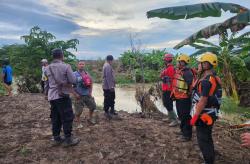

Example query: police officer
[102,55,117,119]
[160,53,178,127]
[172,54,193,141]
[45,48,80,147]
[190,52,221,164]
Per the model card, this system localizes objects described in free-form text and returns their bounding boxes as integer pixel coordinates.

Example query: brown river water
[92,83,171,114]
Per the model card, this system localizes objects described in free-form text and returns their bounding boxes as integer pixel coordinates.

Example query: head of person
[106,55,114,64]
[52,48,64,60]
[163,53,173,65]
[176,54,190,68]
[77,60,85,71]
[197,52,217,73]
[41,59,48,66]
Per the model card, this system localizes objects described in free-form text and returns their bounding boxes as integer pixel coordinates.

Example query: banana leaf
[173,10,250,49]
[147,2,248,20]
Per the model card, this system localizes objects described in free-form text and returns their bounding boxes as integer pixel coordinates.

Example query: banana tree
[189,31,250,100]
[147,2,250,100]
[147,2,248,20]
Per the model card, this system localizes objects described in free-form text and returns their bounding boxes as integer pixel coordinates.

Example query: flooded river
[92,83,170,114]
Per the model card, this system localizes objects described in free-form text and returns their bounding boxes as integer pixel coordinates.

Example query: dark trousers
[103,89,115,113]
[176,98,192,138]
[50,97,74,138]
[162,91,173,112]
[196,115,216,164]
[40,80,45,93]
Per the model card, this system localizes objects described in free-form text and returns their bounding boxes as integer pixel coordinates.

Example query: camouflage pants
[73,95,96,116]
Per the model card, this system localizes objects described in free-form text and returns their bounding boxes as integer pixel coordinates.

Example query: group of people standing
[160,52,221,164]
[41,48,117,147]
[40,48,250,164]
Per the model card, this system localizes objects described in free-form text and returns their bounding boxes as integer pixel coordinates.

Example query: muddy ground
[0,93,249,164]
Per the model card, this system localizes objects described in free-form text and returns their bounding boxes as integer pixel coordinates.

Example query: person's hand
[190,114,199,126]
[241,132,250,147]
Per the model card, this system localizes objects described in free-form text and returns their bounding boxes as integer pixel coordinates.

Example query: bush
[116,74,134,84]
[221,96,250,118]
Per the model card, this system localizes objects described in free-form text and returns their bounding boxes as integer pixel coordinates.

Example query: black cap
[52,48,63,57]
[106,55,114,61]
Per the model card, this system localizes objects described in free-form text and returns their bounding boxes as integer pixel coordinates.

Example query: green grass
[221,96,250,119]
[19,146,31,157]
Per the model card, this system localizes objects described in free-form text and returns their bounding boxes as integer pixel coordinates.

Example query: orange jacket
[160,64,175,91]
[172,68,190,99]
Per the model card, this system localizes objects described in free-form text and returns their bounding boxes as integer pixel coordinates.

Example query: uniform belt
[203,108,218,115]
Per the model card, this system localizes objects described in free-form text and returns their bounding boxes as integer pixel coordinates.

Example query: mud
[0,94,249,164]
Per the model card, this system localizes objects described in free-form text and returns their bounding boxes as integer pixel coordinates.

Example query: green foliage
[116,74,134,84]
[119,49,168,83]
[0,83,5,95]
[147,2,247,20]
[189,32,250,100]
[0,26,79,92]
[221,96,250,119]
[136,69,160,83]
[0,68,6,95]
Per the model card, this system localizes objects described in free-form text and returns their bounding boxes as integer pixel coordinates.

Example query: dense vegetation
[0,26,79,93]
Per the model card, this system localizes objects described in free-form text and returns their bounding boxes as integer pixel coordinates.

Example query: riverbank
[0,93,249,164]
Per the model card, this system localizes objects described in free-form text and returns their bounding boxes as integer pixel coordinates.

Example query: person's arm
[66,65,76,84]
[104,65,113,90]
[183,69,194,94]
[44,69,49,96]
[168,66,175,80]
[190,80,211,125]
[241,132,250,147]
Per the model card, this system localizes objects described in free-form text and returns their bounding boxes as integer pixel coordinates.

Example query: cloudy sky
[0,0,250,59]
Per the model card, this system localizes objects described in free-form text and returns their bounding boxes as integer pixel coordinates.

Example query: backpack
[78,71,92,88]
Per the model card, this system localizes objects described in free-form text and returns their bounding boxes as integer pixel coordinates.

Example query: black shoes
[51,136,65,146]
[104,112,112,120]
[63,136,80,147]
[178,136,191,142]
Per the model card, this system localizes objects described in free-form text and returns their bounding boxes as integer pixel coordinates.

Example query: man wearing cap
[41,59,48,93]
[102,55,117,119]
[45,48,80,147]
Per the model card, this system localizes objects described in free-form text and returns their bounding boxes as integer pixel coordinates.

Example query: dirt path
[0,94,249,164]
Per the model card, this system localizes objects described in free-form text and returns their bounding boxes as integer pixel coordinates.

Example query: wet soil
[0,93,249,164]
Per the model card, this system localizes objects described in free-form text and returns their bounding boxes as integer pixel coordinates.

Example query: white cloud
[147,39,182,49]
[0,22,23,32]
[0,34,20,40]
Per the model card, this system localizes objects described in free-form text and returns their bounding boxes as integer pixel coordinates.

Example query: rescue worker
[172,54,193,141]
[190,52,222,164]
[45,48,80,147]
[160,53,178,127]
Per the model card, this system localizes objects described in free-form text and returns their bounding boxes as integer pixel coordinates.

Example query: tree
[0,26,79,92]
[147,2,250,100]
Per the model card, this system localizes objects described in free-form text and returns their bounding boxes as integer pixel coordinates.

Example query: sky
[0,0,250,60]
